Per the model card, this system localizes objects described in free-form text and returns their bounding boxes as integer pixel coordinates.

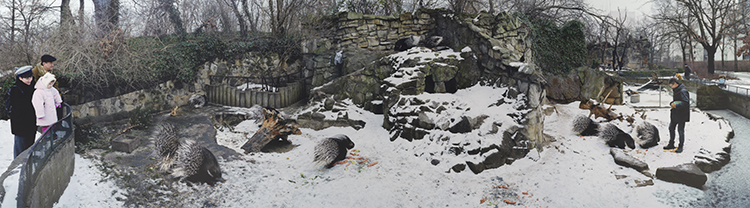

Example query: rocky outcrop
[656,163,707,188]
[546,67,624,104]
[693,148,731,173]
[610,148,648,172]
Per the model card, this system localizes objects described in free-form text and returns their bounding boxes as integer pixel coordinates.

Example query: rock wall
[72,80,198,123]
[302,10,551,174]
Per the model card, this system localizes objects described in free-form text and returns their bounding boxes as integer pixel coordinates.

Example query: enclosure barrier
[17,102,75,208]
[206,76,306,109]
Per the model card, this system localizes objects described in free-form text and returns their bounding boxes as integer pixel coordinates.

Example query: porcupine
[599,123,635,149]
[572,115,599,136]
[313,134,355,168]
[171,140,223,185]
[155,123,180,171]
[634,121,660,149]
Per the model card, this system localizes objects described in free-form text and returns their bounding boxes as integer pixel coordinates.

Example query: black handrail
[17,102,74,207]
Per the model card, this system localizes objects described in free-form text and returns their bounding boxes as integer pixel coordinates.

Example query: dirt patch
[80,105,247,206]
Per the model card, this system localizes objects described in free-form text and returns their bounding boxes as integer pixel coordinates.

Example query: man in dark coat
[664,78,690,153]
[7,66,37,158]
[683,64,692,80]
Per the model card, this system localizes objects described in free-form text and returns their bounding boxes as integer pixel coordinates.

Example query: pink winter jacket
[32,73,62,126]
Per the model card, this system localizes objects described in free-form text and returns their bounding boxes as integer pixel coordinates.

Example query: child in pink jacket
[32,73,62,133]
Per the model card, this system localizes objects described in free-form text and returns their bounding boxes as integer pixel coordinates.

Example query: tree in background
[660,0,738,75]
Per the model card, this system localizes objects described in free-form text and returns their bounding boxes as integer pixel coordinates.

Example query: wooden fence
[206,79,306,108]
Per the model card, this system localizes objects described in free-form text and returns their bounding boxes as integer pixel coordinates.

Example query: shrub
[128,106,153,130]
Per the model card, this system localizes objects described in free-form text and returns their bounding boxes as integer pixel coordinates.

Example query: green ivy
[529,19,586,75]
[0,77,15,120]
[128,106,152,130]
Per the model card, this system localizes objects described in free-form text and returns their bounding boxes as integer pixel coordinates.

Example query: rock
[545,74,582,103]
[311,112,326,121]
[693,148,731,173]
[610,148,649,172]
[394,36,421,51]
[324,98,335,110]
[448,116,472,133]
[414,112,436,129]
[451,163,466,173]
[656,163,707,188]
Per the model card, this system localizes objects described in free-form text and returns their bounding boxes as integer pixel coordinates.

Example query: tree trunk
[10,0,16,42]
[61,0,74,26]
[241,0,256,32]
[241,107,301,153]
[159,0,186,36]
[92,0,111,33]
[735,35,739,71]
[707,46,717,74]
[79,0,85,25]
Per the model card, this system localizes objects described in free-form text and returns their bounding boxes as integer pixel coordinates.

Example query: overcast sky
[586,0,654,25]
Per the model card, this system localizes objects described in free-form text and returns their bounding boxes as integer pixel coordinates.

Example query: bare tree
[660,0,739,74]
[92,0,120,34]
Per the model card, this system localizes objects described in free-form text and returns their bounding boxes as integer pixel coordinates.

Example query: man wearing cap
[6,66,37,158]
[32,54,58,90]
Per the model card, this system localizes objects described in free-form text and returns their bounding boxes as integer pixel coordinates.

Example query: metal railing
[17,102,74,207]
[688,78,750,97]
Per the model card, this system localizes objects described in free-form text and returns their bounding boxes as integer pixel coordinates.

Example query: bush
[0,77,15,120]
[128,106,153,130]
[74,121,110,153]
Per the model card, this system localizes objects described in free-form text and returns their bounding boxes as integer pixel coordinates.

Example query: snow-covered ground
[3,81,737,207]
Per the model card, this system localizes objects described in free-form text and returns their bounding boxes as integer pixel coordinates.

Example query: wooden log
[241,107,302,153]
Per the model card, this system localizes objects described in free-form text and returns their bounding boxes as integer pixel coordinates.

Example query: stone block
[111,135,140,153]
[656,163,707,188]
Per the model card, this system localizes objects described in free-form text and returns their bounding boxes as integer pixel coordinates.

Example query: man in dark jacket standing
[7,66,37,158]
[683,64,692,80]
[664,78,690,153]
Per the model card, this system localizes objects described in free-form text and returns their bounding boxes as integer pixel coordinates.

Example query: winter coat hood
[35,73,56,89]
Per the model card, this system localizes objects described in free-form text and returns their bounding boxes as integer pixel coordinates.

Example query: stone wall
[72,80,198,122]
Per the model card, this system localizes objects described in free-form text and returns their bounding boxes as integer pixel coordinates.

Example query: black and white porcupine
[634,121,660,149]
[599,123,635,149]
[189,94,206,108]
[155,123,180,171]
[572,115,599,136]
[313,134,355,168]
[172,140,223,185]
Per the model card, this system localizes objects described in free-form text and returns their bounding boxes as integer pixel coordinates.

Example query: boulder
[656,163,707,188]
[545,74,581,103]
[610,148,649,172]
[693,148,731,173]
[448,116,472,133]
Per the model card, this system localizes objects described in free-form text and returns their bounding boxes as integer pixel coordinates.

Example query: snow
[1,83,730,207]
[0,56,741,207]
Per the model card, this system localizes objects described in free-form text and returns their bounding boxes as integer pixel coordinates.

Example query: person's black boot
[675,145,683,153]
[664,143,676,150]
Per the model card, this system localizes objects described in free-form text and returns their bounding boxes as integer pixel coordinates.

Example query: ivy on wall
[530,19,586,75]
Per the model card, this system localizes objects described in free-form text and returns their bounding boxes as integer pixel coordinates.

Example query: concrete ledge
[26,136,75,208]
